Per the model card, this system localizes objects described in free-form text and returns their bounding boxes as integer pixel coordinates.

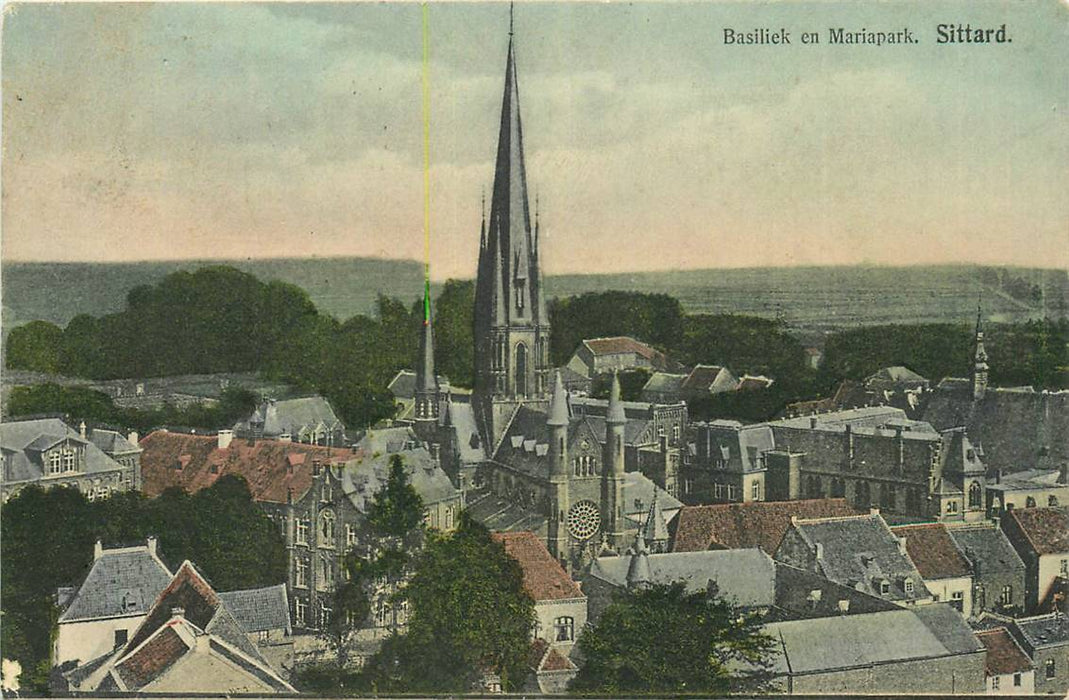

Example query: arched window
[968,481,982,509]
[515,343,528,397]
[554,616,575,642]
[319,510,336,547]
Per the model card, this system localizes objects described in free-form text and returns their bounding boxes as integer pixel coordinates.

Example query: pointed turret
[415,279,439,422]
[626,530,651,590]
[643,489,669,553]
[972,295,989,401]
[547,371,571,427]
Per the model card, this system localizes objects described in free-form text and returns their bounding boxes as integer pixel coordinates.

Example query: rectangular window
[752,482,761,501]
[991,676,1000,690]
[48,452,62,475]
[1046,659,1055,679]
[554,616,575,642]
[904,579,915,594]
[296,519,309,545]
[114,629,128,647]
[445,507,454,530]
[346,524,357,549]
[295,599,307,626]
[946,500,958,514]
[1061,559,1068,575]
[684,478,693,495]
[63,449,76,472]
[1013,673,1021,687]
[999,585,1013,605]
[295,558,308,588]
[951,590,964,611]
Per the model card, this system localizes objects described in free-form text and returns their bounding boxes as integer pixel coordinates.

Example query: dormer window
[880,580,890,595]
[904,579,915,594]
[48,451,62,475]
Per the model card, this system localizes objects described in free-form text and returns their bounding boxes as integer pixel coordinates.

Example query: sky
[2,1,1067,279]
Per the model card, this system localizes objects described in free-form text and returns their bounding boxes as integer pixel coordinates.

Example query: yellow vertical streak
[421,2,431,314]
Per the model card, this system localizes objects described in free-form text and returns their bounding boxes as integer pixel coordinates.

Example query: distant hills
[3,258,1066,344]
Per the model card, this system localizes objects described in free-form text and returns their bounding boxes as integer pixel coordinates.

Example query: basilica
[408,18,680,570]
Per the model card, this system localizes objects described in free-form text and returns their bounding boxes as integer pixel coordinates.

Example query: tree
[360,512,534,693]
[433,280,475,387]
[570,582,776,694]
[5,320,63,373]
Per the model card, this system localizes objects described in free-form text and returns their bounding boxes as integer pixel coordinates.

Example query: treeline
[821,318,1069,390]
[5,384,258,434]
[1,476,286,692]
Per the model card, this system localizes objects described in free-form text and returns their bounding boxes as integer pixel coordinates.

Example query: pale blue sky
[3,1,1067,277]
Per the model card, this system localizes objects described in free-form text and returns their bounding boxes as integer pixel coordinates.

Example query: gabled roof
[641,372,687,394]
[493,531,584,601]
[891,523,972,580]
[865,366,928,386]
[59,541,172,623]
[976,628,1034,675]
[528,639,577,673]
[681,364,736,393]
[582,336,662,360]
[670,499,861,554]
[139,430,351,504]
[218,584,290,635]
[343,427,459,509]
[233,396,344,437]
[947,523,1024,574]
[126,560,222,653]
[88,428,140,455]
[1005,507,1069,555]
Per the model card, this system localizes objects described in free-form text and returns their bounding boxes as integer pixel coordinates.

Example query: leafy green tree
[592,368,651,401]
[433,279,475,387]
[571,582,776,694]
[361,512,534,693]
[5,320,63,373]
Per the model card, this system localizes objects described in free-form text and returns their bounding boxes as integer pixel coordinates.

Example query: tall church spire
[415,279,439,422]
[972,294,989,401]
[473,5,552,439]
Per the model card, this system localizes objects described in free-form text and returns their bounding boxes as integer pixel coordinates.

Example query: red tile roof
[976,628,1033,675]
[891,523,972,579]
[139,430,351,504]
[671,499,861,554]
[493,531,584,601]
[1006,507,1069,555]
[584,336,661,360]
[527,639,577,672]
[114,625,189,690]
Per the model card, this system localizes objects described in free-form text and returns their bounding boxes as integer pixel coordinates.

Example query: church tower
[602,372,627,551]
[971,297,989,401]
[414,279,439,424]
[473,8,552,445]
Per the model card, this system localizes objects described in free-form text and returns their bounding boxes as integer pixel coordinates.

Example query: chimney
[810,417,818,429]
[279,433,292,443]
[146,536,158,557]
[430,443,441,465]
[217,429,233,450]
[897,536,908,555]
[838,599,850,614]
[869,506,880,517]
[814,542,824,560]
[93,539,103,560]
[127,430,139,445]
[995,469,1002,484]
[1059,463,1068,485]
[79,420,87,439]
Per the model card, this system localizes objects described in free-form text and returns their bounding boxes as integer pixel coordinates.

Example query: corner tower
[971,297,989,401]
[473,9,552,444]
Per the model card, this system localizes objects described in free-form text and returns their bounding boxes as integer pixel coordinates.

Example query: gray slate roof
[1012,613,1069,650]
[234,396,344,437]
[777,514,929,603]
[921,383,1069,473]
[765,603,981,675]
[590,548,776,608]
[59,545,173,623]
[444,399,487,465]
[342,427,458,509]
[0,418,128,484]
[88,429,140,455]
[948,523,1025,574]
[218,583,290,634]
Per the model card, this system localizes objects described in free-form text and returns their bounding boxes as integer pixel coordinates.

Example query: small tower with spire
[415,280,440,424]
[546,371,571,561]
[642,489,669,553]
[602,371,628,551]
[972,296,989,402]
[625,529,652,590]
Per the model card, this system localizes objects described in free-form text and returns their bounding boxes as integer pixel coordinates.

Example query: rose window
[567,500,601,541]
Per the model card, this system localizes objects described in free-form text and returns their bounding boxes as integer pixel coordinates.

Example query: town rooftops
[493,531,584,602]
[590,548,777,608]
[987,468,1068,493]
[388,369,450,401]
[670,498,861,554]
[139,430,350,504]
[641,372,687,395]
[59,538,172,624]
[976,628,1033,676]
[217,583,291,635]
[233,395,344,438]
[947,522,1024,574]
[891,523,972,580]
[87,428,141,455]
[681,364,737,393]
[1004,507,1069,555]
[0,418,129,483]
[768,406,940,441]
[764,604,982,676]
[864,366,929,387]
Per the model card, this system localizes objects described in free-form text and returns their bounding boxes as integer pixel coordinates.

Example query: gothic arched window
[515,343,528,397]
[319,510,336,547]
[968,481,982,509]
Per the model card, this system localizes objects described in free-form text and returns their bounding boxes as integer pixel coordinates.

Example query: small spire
[975,292,984,335]
[509,0,514,37]
[626,530,651,589]
[547,371,570,426]
[607,371,626,425]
